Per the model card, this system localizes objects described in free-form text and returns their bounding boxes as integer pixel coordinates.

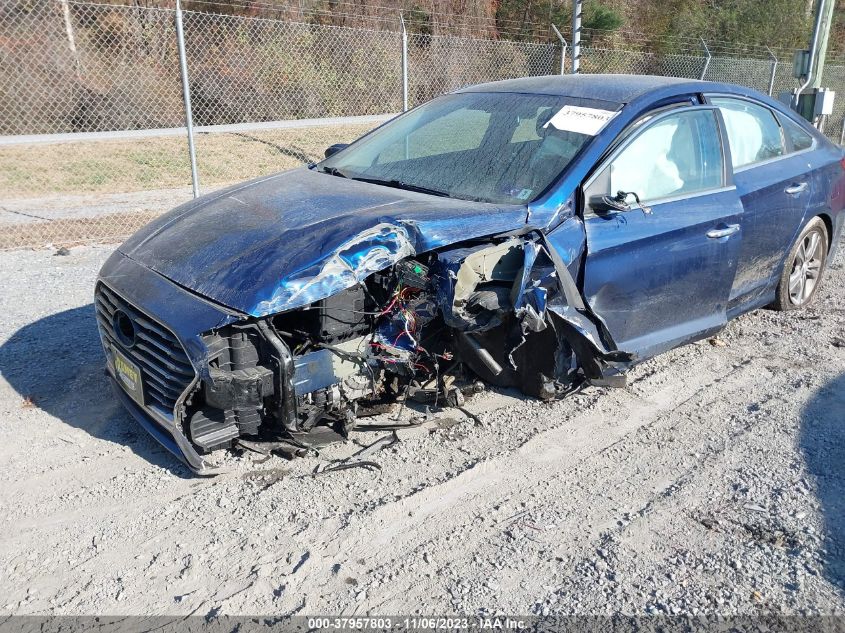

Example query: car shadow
[800,370,845,590]
[0,304,192,476]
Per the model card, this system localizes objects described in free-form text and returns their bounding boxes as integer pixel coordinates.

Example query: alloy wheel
[788,229,824,306]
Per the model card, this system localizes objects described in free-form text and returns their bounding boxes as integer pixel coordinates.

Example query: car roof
[456,74,711,106]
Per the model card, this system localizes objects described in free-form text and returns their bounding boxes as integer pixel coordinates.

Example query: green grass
[0,123,376,199]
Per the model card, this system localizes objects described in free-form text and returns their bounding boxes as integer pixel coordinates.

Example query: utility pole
[793,0,836,123]
[809,0,836,89]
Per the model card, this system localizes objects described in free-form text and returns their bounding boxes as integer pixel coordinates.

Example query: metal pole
[551,24,567,75]
[766,46,778,96]
[699,38,711,80]
[400,14,409,112]
[794,0,828,108]
[175,0,199,198]
[571,0,581,74]
[810,0,836,89]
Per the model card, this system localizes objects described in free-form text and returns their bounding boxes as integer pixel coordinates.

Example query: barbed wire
[580,27,798,60]
[61,0,811,53]
[65,0,553,31]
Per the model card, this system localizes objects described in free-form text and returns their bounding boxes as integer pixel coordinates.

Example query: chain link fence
[1,0,843,250]
[407,34,557,106]
[1,1,183,135]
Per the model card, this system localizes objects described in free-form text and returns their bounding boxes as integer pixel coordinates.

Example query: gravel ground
[0,243,843,616]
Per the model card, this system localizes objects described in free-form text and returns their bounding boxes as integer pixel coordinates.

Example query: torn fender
[432,238,526,333]
[432,215,633,388]
[515,217,634,380]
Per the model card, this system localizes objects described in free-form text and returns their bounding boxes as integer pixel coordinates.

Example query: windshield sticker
[516,188,533,200]
[544,105,619,136]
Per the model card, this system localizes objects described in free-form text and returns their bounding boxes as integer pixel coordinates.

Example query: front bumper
[97,250,243,473]
[107,373,211,473]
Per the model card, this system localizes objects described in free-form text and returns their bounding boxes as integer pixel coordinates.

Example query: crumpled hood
[119,168,529,317]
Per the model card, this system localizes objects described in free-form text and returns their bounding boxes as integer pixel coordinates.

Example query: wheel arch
[816,211,834,249]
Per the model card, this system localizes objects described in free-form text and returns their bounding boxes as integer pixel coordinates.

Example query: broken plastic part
[256,321,299,433]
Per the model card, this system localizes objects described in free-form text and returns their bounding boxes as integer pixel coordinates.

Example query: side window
[607,109,724,203]
[780,114,815,152]
[377,108,490,163]
[710,97,785,168]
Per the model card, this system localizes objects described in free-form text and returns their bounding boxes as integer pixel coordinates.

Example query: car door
[706,96,813,312]
[581,105,744,360]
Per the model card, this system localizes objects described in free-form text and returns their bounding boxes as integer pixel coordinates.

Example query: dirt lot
[0,243,843,616]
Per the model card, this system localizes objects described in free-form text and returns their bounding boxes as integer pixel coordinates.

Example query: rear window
[780,115,815,152]
[710,97,785,168]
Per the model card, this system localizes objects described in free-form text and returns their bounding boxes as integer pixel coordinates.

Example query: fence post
[400,14,409,112]
[175,0,200,199]
[766,47,778,96]
[551,24,568,75]
[571,0,581,74]
[699,38,711,80]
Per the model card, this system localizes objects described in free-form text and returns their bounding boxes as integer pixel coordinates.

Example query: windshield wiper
[349,176,452,198]
[318,169,452,198]
[319,166,349,178]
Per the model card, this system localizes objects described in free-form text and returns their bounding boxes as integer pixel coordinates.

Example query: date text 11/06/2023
[306,617,528,630]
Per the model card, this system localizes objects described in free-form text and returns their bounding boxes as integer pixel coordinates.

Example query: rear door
[581,105,744,359]
[706,96,813,311]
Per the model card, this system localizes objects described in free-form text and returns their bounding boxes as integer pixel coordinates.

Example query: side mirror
[588,193,629,215]
[324,143,349,158]
[589,190,652,216]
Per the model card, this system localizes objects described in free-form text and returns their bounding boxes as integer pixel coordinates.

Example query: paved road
[0,188,194,226]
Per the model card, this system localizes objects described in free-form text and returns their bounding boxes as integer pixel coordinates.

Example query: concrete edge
[0,113,398,147]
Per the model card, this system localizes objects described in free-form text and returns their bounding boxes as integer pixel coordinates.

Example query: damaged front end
[93,86,644,472]
[127,223,633,468]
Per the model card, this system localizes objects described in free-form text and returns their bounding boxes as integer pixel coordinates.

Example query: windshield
[316,92,598,204]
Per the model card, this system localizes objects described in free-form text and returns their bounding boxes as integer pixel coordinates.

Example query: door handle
[706,224,740,239]
[785,182,808,195]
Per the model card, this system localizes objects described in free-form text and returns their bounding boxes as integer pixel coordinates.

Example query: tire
[771,216,829,311]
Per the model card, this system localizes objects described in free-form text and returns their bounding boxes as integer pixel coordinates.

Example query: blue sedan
[96,74,845,472]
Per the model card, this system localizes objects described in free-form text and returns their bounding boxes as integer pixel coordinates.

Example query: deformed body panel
[118,168,529,318]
